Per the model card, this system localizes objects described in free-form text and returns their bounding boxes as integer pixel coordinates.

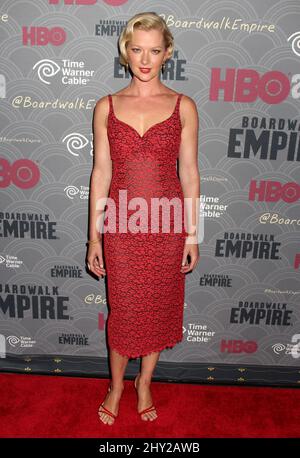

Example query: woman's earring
[161,62,165,73]
[125,62,128,72]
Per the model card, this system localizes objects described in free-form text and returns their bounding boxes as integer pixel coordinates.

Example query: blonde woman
[87,11,200,425]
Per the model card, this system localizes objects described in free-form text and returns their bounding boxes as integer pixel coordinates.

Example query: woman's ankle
[110,381,125,391]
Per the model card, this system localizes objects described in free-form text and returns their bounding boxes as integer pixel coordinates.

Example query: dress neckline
[108,93,182,139]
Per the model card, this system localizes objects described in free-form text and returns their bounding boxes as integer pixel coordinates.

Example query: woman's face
[126,28,169,79]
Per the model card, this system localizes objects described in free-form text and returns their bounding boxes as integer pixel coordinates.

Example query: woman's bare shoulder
[95,94,110,107]
[179,94,198,127]
[94,93,113,112]
[180,93,197,106]
[93,95,111,126]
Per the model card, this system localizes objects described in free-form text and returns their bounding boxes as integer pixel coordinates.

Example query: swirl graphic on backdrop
[0,74,6,98]
[62,133,91,156]
[271,343,286,354]
[287,31,300,56]
[291,334,300,359]
[7,336,20,347]
[33,59,60,84]
[64,185,80,199]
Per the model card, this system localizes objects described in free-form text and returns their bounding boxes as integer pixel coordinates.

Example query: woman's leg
[98,348,129,425]
[135,351,160,421]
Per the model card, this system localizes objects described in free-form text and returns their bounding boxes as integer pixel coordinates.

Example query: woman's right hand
[86,243,106,278]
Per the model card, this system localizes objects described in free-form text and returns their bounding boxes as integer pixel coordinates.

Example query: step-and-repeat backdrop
[0,0,299,384]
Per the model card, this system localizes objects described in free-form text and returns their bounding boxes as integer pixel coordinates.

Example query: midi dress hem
[109,335,183,359]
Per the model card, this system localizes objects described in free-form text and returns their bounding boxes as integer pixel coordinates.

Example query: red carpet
[0,372,299,438]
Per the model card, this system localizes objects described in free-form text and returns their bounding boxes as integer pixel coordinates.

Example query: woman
[87,11,200,425]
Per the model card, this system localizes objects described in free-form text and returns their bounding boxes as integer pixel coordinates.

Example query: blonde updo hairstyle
[118,12,174,68]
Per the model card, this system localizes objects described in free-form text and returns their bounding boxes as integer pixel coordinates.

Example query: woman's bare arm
[89,96,112,241]
[178,95,200,244]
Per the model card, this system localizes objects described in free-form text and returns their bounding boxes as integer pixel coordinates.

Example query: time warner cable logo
[62,132,93,156]
[287,31,300,57]
[0,334,5,358]
[32,59,94,85]
[272,334,300,358]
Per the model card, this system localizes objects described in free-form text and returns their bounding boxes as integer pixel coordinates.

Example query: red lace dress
[103,92,188,359]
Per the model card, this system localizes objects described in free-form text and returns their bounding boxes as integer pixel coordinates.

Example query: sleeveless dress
[103,92,188,359]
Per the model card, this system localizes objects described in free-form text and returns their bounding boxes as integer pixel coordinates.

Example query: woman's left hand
[181,239,200,273]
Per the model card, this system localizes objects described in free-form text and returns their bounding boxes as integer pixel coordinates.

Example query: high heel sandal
[134,374,157,420]
[98,384,118,422]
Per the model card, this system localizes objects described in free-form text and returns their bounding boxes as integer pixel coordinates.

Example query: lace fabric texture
[103,93,187,359]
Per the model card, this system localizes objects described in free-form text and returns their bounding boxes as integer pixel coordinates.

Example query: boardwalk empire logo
[230,301,293,326]
[0,212,57,240]
[215,232,281,259]
[0,284,70,319]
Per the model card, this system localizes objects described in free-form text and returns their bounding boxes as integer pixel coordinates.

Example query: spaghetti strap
[107,93,113,114]
[175,93,183,112]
